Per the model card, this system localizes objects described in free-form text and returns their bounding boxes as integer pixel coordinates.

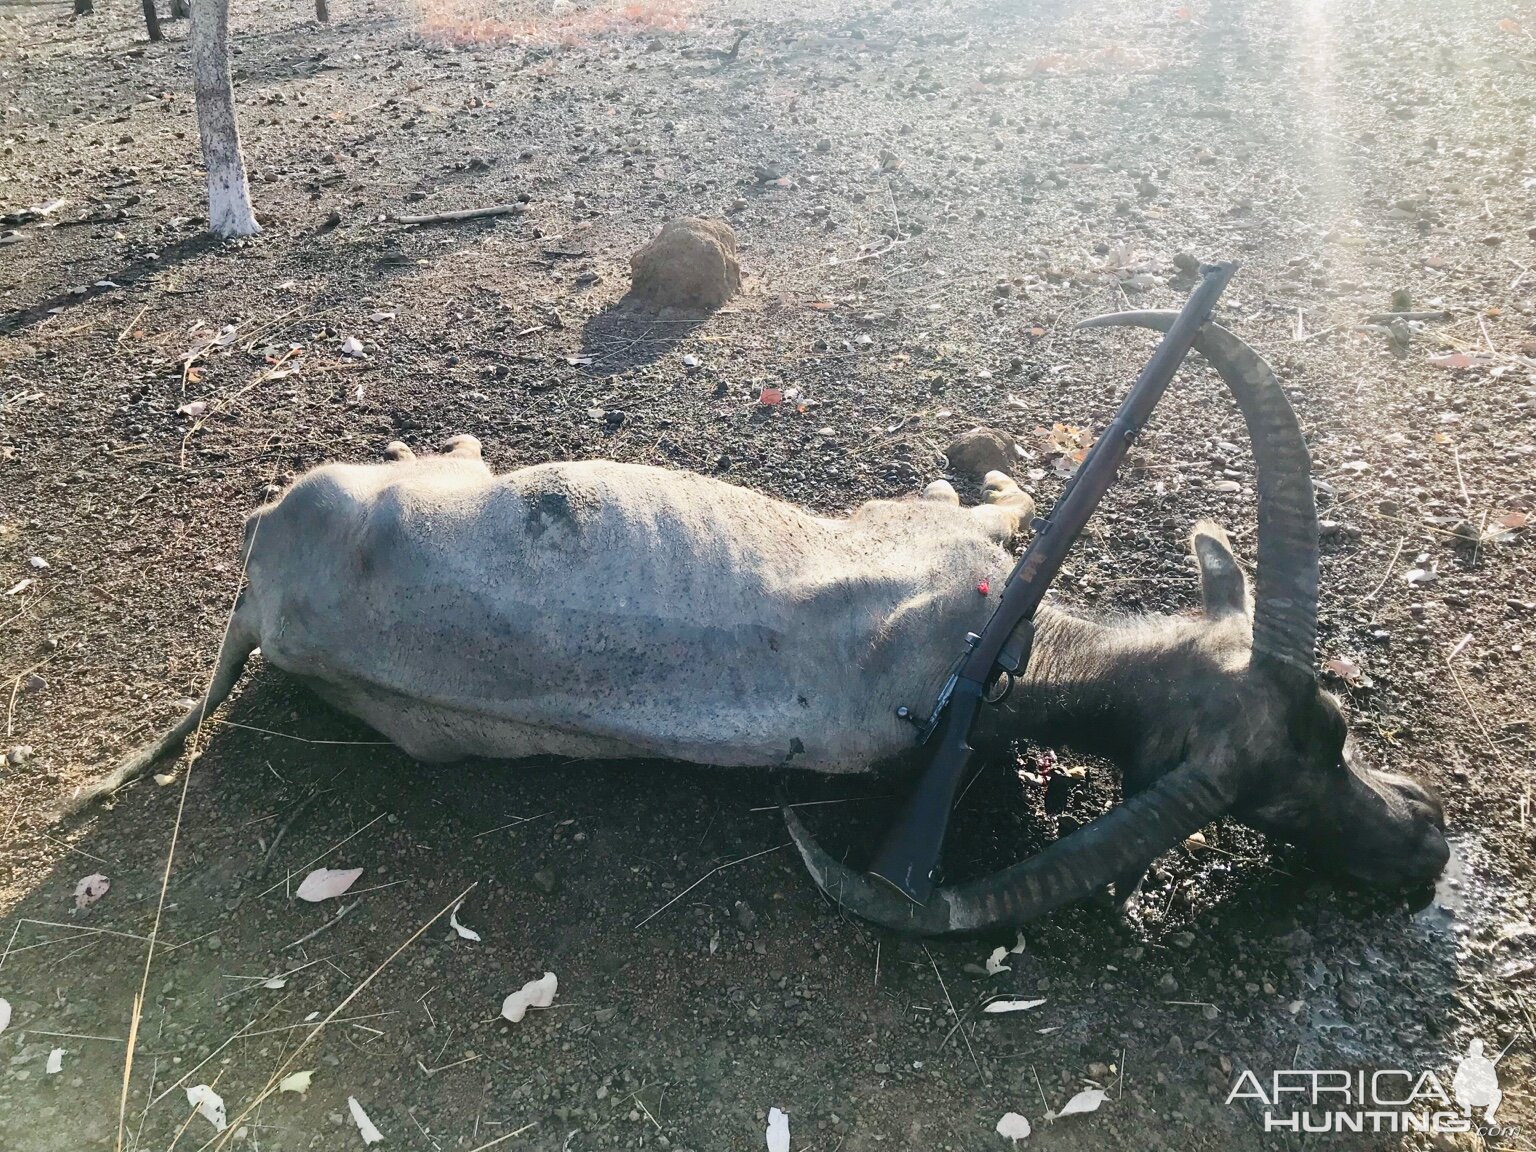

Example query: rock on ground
[944,427,1018,478]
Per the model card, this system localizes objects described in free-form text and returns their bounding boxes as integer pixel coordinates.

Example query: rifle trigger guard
[982,670,1012,705]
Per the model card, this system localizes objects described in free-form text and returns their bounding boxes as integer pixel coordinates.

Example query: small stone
[733,900,757,931]
[1172,251,1199,274]
[1157,973,1179,994]
[532,868,557,895]
[205,935,222,953]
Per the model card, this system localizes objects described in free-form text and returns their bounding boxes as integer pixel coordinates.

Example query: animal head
[1169,521,1448,891]
[786,315,1449,934]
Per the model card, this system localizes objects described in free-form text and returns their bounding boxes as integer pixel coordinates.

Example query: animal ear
[1190,520,1250,618]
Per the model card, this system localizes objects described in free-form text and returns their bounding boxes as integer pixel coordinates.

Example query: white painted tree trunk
[190,0,259,238]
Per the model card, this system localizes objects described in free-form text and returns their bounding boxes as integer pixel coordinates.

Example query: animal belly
[305,676,656,763]
[291,666,889,774]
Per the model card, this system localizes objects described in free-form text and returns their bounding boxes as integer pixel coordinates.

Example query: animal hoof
[440,434,482,459]
[922,479,960,505]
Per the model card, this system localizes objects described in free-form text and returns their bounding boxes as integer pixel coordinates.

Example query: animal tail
[63,596,259,813]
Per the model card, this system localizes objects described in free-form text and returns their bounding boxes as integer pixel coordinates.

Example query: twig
[633,843,788,929]
[1360,537,1406,602]
[924,945,981,1079]
[471,811,553,840]
[1361,310,1450,323]
[1451,445,1471,511]
[387,204,524,226]
[209,717,391,746]
[261,788,325,872]
[283,902,355,951]
[256,812,386,898]
[115,462,281,1152]
[1444,643,1499,759]
[202,884,477,1152]
[465,1123,538,1152]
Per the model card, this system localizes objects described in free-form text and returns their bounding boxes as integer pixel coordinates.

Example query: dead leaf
[187,1085,227,1132]
[278,1070,314,1097]
[449,899,482,942]
[46,1048,64,1074]
[985,946,1012,975]
[295,867,363,902]
[1325,657,1364,685]
[766,1107,790,1152]
[996,1112,1033,1141]
[0,998,10,1035]
[1053,1088,1107,1119]
[983,999,1048,1014]
[348,1096,384,1145]
[1427,353,1492,369]
[74,873,110,909]
[501,972,558,1022]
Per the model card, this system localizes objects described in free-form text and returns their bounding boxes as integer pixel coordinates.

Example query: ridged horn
[1074,314,1319,674]
[784,765,1233,934]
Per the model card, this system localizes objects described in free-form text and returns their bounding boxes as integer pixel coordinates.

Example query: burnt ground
[1,0,1535,1148]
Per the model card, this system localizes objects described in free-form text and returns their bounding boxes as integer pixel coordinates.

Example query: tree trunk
[190,0,260,238]
[169,0,190,18]
[142,0,163,41]
[315,0,329,22]
[73,0,93,16]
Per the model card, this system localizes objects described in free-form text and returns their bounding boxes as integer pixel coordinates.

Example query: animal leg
[383,440,416,462]
[64,602,259,813]
[972,470,1036,541]
[922,479,960,505]
[439,434,482,460]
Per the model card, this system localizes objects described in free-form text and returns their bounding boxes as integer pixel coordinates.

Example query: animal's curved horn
[1074,314,1319,674]
[784,764,1233,934]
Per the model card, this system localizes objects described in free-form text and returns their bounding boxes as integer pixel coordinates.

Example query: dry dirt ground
[2,0,1535,1148]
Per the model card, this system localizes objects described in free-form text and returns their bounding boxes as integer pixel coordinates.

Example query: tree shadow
[0,232,223,338]
[577,293,711,373]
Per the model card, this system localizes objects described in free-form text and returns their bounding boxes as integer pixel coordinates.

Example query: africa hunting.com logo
[1226,1038,1520,1136]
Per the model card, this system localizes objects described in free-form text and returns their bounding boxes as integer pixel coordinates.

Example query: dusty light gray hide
[232,448,1032,773]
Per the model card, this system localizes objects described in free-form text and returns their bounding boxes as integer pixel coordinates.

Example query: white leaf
[1053,1088,1107,1119]
[349,1096,384,1145]
[187,1085,227,1132]
[262,975,288,989]
[983,999,1048,1015]
[340,336,366,358]
[295,867,363,902]
[28,556,50,570]
[501,972,558,1023]
[985,947,1011,976]
[0,998,10,1035]
[74,873,110,909]
[766,1107,790,1152]
[177,401,208,418]
[995,1112,1032,1141]
[46,1048,64,1074]
[448,900,481,942]
[1009,931,1027,954]
[278,1070,314,1097]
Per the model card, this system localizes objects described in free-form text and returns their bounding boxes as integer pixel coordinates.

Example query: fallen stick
[386,204,524,226]
[1361,310,1450,323]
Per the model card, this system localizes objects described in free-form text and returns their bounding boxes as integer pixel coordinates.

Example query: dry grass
[412,0,691,48]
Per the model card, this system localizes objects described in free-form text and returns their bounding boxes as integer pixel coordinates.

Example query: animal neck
[988,606,1166,762]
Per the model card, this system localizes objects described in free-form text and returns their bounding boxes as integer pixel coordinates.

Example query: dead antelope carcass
[77,321,1447,934]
